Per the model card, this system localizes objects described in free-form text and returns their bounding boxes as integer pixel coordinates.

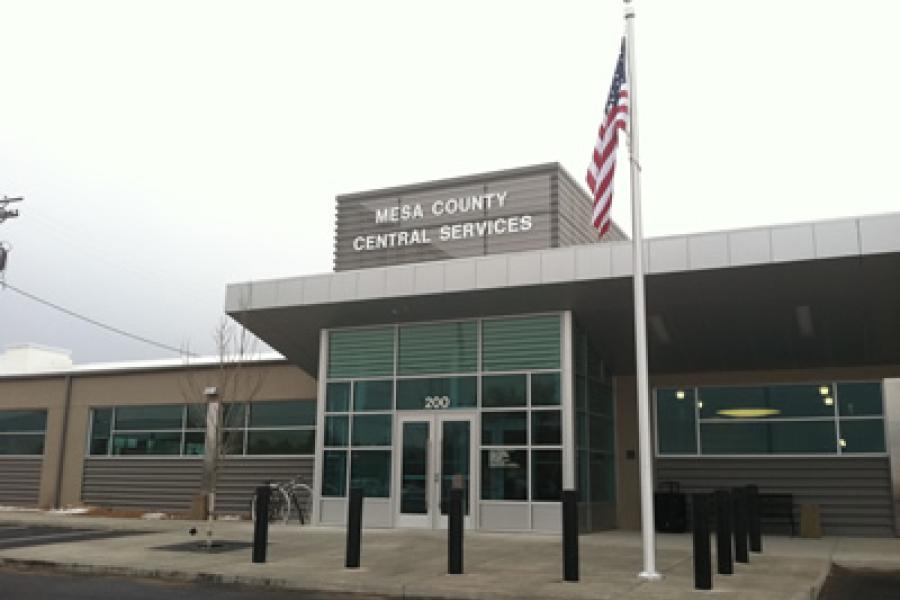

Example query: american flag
[586,38,629,236]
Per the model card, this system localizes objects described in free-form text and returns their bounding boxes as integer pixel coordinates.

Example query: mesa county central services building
[2,163,900,537]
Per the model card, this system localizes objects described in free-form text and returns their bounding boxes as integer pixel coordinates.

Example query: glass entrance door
[396,413,475,528]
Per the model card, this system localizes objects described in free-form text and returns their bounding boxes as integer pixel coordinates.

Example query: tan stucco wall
[614,364,900,530]
[1,362,316,509]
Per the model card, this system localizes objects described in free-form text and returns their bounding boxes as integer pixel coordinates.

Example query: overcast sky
[1,0,898,364]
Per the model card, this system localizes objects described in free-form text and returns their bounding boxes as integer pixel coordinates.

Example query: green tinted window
[0,410,47,432]
[323,450,347,497]
[89,408,112,455]
[481,412,526,445]
[326,382,350,412]
[396,377,477,410]
[481,449,527,500]
[482,375,526,407]
[350,450,391,497]
[0,434,45,455]
[482,315,561,372]
[115,405,183,430]
[221,403,246,428]
[656,388,697,454]
[838,383,883,416]
[840,419,885,453]
[398,321,477,375]
[532,411,561,445]
[112,432,182,455]
[249,400,316,427]
[185,404,207,429]
[699,385,834,419]
[532,450,562,501]
[588,379,613,416]
[354,380,392,411]
[700,421,836,454]
[351,414,392,446]
[328,327,394,378]
[324,416,349,447]
[183,432,205,455]
[247,430,315,454]
[531,373,561,406]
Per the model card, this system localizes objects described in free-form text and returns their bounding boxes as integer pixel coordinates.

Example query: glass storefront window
[531,373,561,406]
[247,429,315,455]
[700,421,836,454]
[481,412,526,445]
[0,434,45,455]
[840,419,886,453]
[531,411,561,445]
[656,388,697,454]
[482,375,526,407]
[324,416,349,447]
[112,432,182,455]
[114,405,183,430]
[351,414,392,446]
[531,450,562,501]
[326,382,351,412]
[699,384,835,419]
[353,381,392,411]
[481,449,528,500]
[0,410,47,432]
[838,383,883,416]
[250,400,316,427]
[396,377,476,410]
[322,450,347,497]
[351,450,391,497]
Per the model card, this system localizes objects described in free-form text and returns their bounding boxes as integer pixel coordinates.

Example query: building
[2,163,899,536]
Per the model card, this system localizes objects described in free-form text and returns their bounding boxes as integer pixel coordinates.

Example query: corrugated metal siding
[655,457,894,536]
[0,457,42,507]
[81,457,314,514]
[334,172,553,271]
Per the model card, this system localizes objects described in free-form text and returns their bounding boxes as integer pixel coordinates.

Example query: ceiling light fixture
[676,390,686,400]
[824,397,834,406]
[819,386,830,396]
[716,408,781,418]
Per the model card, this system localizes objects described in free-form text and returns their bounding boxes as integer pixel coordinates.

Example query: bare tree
[180,315,266,547]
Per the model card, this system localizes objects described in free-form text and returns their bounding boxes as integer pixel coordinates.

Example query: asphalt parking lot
[0,522,148,550]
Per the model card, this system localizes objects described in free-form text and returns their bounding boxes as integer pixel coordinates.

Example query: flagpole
[624,0,661,581]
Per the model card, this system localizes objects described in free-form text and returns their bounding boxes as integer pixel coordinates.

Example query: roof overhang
[226,212,900,377]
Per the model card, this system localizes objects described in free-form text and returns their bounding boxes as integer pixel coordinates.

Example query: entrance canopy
[226,212,900,377]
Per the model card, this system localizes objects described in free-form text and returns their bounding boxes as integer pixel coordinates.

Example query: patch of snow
[49,507,90,515]
[0,506,40,512]
[141,512,167,520]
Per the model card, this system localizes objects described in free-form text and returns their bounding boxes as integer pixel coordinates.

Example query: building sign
[351,191,534,252]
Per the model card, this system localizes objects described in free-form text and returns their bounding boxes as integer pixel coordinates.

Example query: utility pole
[0,195,23,278]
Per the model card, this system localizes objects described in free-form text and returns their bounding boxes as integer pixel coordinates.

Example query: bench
[759,493,795,536]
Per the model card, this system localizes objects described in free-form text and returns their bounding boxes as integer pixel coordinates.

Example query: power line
[0,280,196,357]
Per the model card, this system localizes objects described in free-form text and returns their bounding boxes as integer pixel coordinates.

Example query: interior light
[716,408,781,418]
[676,390,686,400]
[696,400,703,409]
[819,386,830,396]
[824,397,834,406]
[839,438,847,448]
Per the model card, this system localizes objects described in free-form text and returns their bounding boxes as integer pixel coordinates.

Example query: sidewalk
[0,510,896,600]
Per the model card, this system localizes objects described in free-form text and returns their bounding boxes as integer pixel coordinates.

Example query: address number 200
[424,395,451,409]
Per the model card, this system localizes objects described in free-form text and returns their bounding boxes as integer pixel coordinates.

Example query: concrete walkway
[0,511,897,600]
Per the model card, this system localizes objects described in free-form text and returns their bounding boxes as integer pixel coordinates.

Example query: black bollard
[346,487,363,568]
[562,489,579,582]
[746,485,762,553]
[715,489,733,575]
[252,485,270,563]
[448,487,464,574]
[692,493,712,590]
[732,487,749,564]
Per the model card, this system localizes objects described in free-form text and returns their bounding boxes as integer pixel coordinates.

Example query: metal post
[715,489,733,575]
[624,0,660,582]
[252,485,270,563]
[448,487,464,574]
[747,485,762,553]
[692,493,712,590]
[346,487,363,568]
[732,487,749,564]
[562,489,579,582]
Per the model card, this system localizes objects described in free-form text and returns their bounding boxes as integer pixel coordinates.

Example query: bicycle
[249,476,313,525]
